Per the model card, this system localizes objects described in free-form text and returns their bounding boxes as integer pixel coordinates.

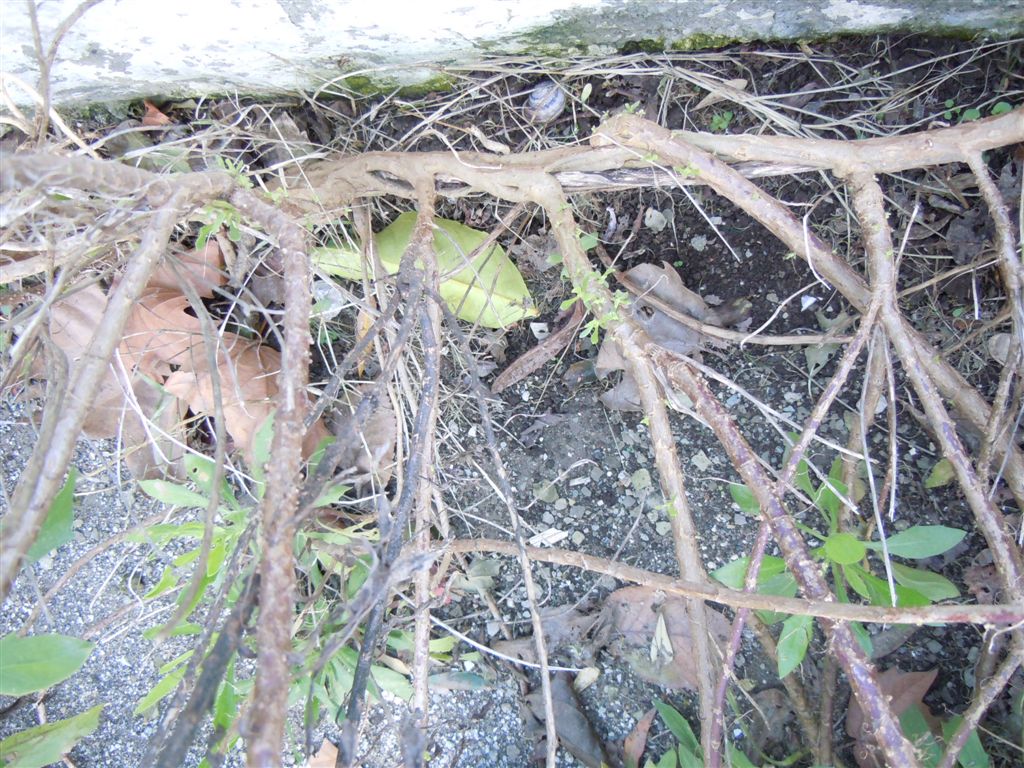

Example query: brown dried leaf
[142,99,172,127]
[598,263,739,412]
[623,707,656,768]
[627,262,716,324]
[964,562,1000,604]
[32,264,329,479]
[596,586,730,691]
[330,386,397,487]
[492,604,596,663]
[744,687,795,753]
[526,672,610,768]
[148,241,227,299]
[304,740,338,768]
[845,667,939,768]
[120,289,202,379]
[166,336,278,461]
[41,283,186,477]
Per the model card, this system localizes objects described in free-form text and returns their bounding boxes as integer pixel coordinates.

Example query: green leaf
[250,412,276,491]
[314,212,537,328]
[144,564,181,600]
[142,622,201,641]
[313,482,351,508]
[924,457,956,489]
[426,671,490,690]
[0,704,103,768]
[134,666,186,715]
[842,564,930,607]
[371,664,413,701]
[823,532,866,565]
[899,705,941,764]
[942,715,990,768]
[794,459,815,497]
[710,555,786,590]
[0,634,94,696]
[990,101,1012,117]
[428,635,457,654]
[578,232,599,252]
[728,483,760,516]
[727,745,758,768]
[654,700,700,757]
[777,614,813,678]
[850,621,874,657]
[874,526,966,559]
[711,557,795,624]
[138,479,210,509]
[891,562,959,601]
[25,468,78,562]
[184,454,238,509]
[814,476,846,524]
[212,659,239,730]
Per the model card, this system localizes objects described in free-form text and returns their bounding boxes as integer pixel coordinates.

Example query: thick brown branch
[231,188,312,768]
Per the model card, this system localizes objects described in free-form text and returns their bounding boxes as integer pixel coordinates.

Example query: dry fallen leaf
[40,283,187,478]
[120,289,202,379]
[597,262,749,412]
[694,78,749,110]
[165,336,329,463]
[37,250,330,478]
[743,687,795,754]
[595,585,730,691]
[964,562,999,604]
[142,99,172,127]
[492,604,596,663]
[330,386,397,487]
[304,739,338,768]
[845,667,939,768]
[148,241,227,299]
[623,707,657,768]
[526,672,610,768]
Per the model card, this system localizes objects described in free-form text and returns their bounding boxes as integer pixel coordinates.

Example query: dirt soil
[2,34,1023,768]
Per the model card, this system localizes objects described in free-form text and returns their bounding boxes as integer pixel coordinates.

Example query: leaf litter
[38,240,389,480]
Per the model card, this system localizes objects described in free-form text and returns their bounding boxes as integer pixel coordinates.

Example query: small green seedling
[943,99,1014,123]
[715,450,965,676]
[643,701,759,768]
[197,200,244,247]
[709,110,734,133]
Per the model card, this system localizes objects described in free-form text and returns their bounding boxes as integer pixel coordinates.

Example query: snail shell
[525,80,566,124]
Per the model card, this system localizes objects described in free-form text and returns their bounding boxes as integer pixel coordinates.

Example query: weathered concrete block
[2,0,1021,106]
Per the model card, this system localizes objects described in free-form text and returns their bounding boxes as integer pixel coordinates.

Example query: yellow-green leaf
[924,457,955,489]
[314,212,536,328]
[0,704,103,767]
[25,468,77,562]
[0,634,94,697]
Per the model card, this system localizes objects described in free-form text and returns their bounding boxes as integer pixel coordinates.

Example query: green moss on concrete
[669,33,739,51]
[619,39,667,54]
[315,71,457,98]
[397,73,458,98]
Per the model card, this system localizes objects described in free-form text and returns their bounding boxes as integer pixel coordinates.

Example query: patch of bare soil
[2,34,1023,768]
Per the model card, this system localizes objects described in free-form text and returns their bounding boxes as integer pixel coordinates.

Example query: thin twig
[442,538,1023,625]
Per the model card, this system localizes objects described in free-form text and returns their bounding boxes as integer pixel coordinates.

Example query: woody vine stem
[1,109,1023,768]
